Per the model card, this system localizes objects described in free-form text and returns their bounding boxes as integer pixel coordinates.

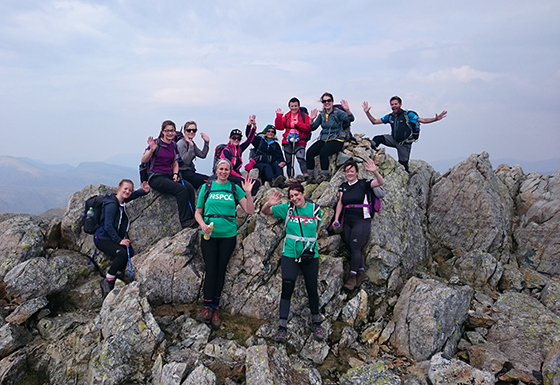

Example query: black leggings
[306,140,344,172]
[149,174,195,224]
[200,236,237,308]
[180,169,209,190]
[95,237,134,276]
[343,217,371,272]
[279,256,320,321]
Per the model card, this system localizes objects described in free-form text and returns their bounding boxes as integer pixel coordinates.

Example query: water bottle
[203,222,214,240]
[84,207,96,234]
[86,207,95,220]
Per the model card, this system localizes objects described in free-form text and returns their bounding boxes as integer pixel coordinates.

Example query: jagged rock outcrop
[1,146,559,385]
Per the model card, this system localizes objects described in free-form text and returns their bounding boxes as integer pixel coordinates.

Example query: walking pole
[127,246,133,280]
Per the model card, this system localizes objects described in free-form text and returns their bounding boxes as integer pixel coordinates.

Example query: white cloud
[410,66,501,83]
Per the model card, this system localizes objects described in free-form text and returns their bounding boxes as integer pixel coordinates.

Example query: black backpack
[212,144,229,173]
[200,179,239,222]
[139,138,181,183]
[390,110,421,144]
[83,194,115,234]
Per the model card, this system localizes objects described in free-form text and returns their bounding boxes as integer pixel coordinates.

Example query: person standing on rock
[95,179,150,297]
[307,92,354,183]
[247,124,286,187]
[261,182,325,343]
[333,158,385,291]
[177,120,210,189]
[362,96,447,173]
[274,97,312,179]
[194,158,255,330]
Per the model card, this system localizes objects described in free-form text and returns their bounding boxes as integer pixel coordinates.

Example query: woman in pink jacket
[275,97,312,178]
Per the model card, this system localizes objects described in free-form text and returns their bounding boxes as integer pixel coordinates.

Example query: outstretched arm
[418,110,447,124]
[362,102,383,125]
[364,159,384,188]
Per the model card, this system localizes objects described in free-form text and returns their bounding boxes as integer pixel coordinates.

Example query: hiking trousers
[283,144,307,177]
[201,236,237,308]
[372,134,412,172]
[255,162,283,182]
[95,237,134,276]
[306,140,344,172]
[343,217,372,272]
[180,169,209,190]
[149,175,195,224]
[279,255,320,321]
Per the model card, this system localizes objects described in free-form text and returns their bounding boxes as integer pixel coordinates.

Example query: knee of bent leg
[281,279,296,300]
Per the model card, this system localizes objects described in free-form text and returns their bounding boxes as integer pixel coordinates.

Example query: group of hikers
[91,93,447,343]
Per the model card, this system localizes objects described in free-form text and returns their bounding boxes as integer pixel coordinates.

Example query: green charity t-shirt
[272,201,322,259]
[196,181,246,238]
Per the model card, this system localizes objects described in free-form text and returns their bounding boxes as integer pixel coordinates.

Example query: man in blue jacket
[362,96,447,172]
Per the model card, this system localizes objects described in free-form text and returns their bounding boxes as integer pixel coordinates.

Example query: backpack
[330,104,353,141]
[139,138,181,183]
[83,194,114,234]
[343,181,384,216]
[200,179,239,222]
[390,110,421,144]
[212,144,229,173]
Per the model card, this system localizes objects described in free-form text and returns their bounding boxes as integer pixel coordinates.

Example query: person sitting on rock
[177,120,210,189]
[95,179,150,297]
[194,158,255,331]
[307,92,354,183]
[333,158,385,291]
[246,124,286,187]
[218,115,261,195]
[274,97,312,179]
[362,96,447,173]
[261,182,325,343]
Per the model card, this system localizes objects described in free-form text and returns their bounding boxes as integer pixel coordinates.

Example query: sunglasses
[231,136,242,140]
[185,128,197,133]
[266,130,275,134]
[321,99,333,104]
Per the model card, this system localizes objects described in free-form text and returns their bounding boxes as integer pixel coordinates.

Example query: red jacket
[274,110,311,146]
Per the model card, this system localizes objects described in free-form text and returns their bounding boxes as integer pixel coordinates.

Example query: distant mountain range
[0,154,558,215]
[0,156,137,215]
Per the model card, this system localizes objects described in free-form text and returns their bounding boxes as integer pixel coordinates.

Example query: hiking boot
[295,175,306,183]
[210,308,221,330]
[196,306,212,324]
[368,138,378,151]
[356,270,369,287]
[305,174,316,184]
[99,279,114,298]
[311,323,325,342]
[275,326,287,344]
[343,274,357,291]
[272,175,286,188]
[315,172,330,184]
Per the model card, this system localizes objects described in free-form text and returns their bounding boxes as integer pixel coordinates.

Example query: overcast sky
[1,0,559,169]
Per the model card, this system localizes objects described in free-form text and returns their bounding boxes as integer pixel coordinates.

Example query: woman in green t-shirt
[194,158,255,330]
[262,182,324,343]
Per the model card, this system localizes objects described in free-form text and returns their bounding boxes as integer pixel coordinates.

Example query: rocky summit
[1,135,560,385]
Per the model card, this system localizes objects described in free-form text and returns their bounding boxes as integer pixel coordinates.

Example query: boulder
[390,277,473,361]
[543,341,560,385]
[428,353,495,385]
[487,291,560,373]
[542,279,560,316]
[340,361,402,385]
[442,249,502,289]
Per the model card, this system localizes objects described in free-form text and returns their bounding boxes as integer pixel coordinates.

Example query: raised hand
[435,110,448,121]
[310,109,318,120]
[200,132,210,142]
[248,115,256,126]
[340,99,350,112]
[142,181,151,193]
[362,101,371,113]
[147,136,157,151]
[276,108,283,115]
[364,158,378,173]
[268,190,282,206]
[241,174,256,193]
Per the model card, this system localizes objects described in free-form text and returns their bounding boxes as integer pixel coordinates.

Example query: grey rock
[341,289,368,327]
[245,344,321,385]
[542,279,560,316]
[0,323,31,359]
[443,249,502,288]
[179,318,211,351]
[157,361,188,385]
[182,364,217,385]
[204,337,246,367]
[340,361,402,385]
[390,277,473,361]
[0,348,29,385]
[64,278,105,310]
[5,296,48,324]
[0,214,49,280]
[428,352,495,384]
[428,152,513,259]
[466,342,508,375]
[88,282,164,384]
[498,264,525,292]
[487,291,560,373]
[514,170,560,276]
[543,341,560,385]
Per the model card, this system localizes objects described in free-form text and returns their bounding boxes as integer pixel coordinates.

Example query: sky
[1,0,559,170]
